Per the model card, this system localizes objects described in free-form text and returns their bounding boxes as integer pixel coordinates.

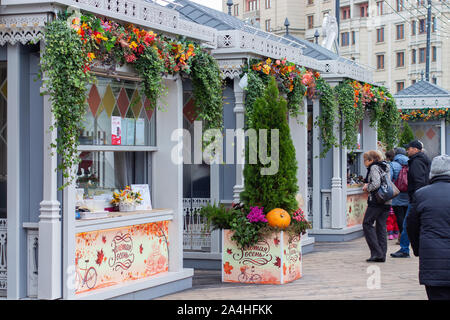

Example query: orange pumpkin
[266,208,291,229]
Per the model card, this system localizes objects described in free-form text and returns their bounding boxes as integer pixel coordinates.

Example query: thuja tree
[240,77,299,214]
[399,121,415,147]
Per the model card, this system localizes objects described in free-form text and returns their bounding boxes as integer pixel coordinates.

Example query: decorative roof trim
[0,0,217,46]
[0,13,48,45]
[395,96,450,110]
[214,30,325,72]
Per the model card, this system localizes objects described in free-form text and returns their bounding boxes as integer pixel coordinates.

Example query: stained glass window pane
[80,76,156,146]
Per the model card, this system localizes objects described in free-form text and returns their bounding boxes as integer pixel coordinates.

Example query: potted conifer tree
[201,77,310,284]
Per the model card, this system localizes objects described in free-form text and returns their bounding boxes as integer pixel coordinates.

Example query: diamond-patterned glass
[117,87,130,118]
[87,84,101,116]
[102,84,116,117]
[130,90,143,119]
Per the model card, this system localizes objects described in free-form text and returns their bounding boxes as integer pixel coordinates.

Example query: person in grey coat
[362,150,392,262]
[406,155,450,300]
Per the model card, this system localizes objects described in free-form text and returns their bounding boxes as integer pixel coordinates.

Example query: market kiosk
[0,0,217,300]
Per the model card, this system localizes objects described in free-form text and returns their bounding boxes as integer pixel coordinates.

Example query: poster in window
[135,118,145,145]
[111,116,122,145]
[125,118,135,146]
[131,184,152,211]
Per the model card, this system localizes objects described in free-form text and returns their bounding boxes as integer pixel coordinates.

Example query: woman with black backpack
[362,150,393,263]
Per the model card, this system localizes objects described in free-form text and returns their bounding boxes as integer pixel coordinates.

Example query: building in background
[223,0,450,92]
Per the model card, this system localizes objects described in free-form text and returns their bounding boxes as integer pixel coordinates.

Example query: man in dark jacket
[391,140,431,258]
[406,154,450,300]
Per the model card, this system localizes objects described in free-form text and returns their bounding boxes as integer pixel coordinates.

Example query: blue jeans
[399,204,411,254]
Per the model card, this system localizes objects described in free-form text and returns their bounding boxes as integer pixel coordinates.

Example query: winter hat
[406,140,423,150]
[394,147,407,156]
[429,155,450,179]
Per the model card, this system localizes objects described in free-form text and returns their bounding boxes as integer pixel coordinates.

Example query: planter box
[222,229,302,285]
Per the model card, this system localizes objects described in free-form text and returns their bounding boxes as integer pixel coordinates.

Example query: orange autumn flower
[87,52,96,61]
[223,262,233,275]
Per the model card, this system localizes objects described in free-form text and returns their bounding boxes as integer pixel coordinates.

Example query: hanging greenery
[39,17,93,188]
[378,93,401,150]
[335,80,365,150]
[40,12,223,187]
[315,77,339,157]
[190,50,224,131]
[244,67,269,129]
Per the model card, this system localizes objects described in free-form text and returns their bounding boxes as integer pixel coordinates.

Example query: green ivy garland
[190,50,224,132]
[244,68,269,129]
[286,76,307,118]
[335,80,365,150]
[378,93,401,150]
[40,18,92,188]
[315,77,339,157]
[133,45,165,111]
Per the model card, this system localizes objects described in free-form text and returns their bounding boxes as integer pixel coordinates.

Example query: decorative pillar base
[38,200,62,300]
[331,177,344,229]
[233,185,244,204]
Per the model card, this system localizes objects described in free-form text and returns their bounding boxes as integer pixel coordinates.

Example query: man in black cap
[391,139,431,258]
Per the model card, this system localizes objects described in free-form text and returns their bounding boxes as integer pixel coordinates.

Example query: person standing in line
[390,147,410,244]
[391,140,431,258]
[406,155,450,300]
[362,150,392,262]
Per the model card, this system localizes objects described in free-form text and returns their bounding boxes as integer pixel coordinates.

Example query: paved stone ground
[158,236,427,300]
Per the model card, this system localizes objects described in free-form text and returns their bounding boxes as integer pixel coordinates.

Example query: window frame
[376,27,384,43]
[377,1,384,15]
[307,15,314,29]
[419,47,426,63]
[396,24,404,40]
[419,19,426,34]
[396,51,405,67]
[376,54,385,70]
[265,19,271,32]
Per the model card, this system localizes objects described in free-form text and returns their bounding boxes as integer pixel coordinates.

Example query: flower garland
[400,108,450,122]
[41,12,223,186]
[250,58,319,116]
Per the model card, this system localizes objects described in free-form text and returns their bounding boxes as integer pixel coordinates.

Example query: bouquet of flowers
[111,186,142,211]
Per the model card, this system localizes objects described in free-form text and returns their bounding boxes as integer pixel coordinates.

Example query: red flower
[125,53,137,63]
[102,236,106,244]
[227,248,232,254]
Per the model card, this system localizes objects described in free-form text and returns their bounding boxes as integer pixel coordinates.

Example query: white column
[312,98,321,230]
[327,78,345,229]
[210,163,220,254]
[441,119,446,155]
[38,40,62,299]
[331,117,344,229]
[6,43,21,299]
[289,97,314,246]
[289,97,309,215]
[233,76,245,203]
[153,76,184,272]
